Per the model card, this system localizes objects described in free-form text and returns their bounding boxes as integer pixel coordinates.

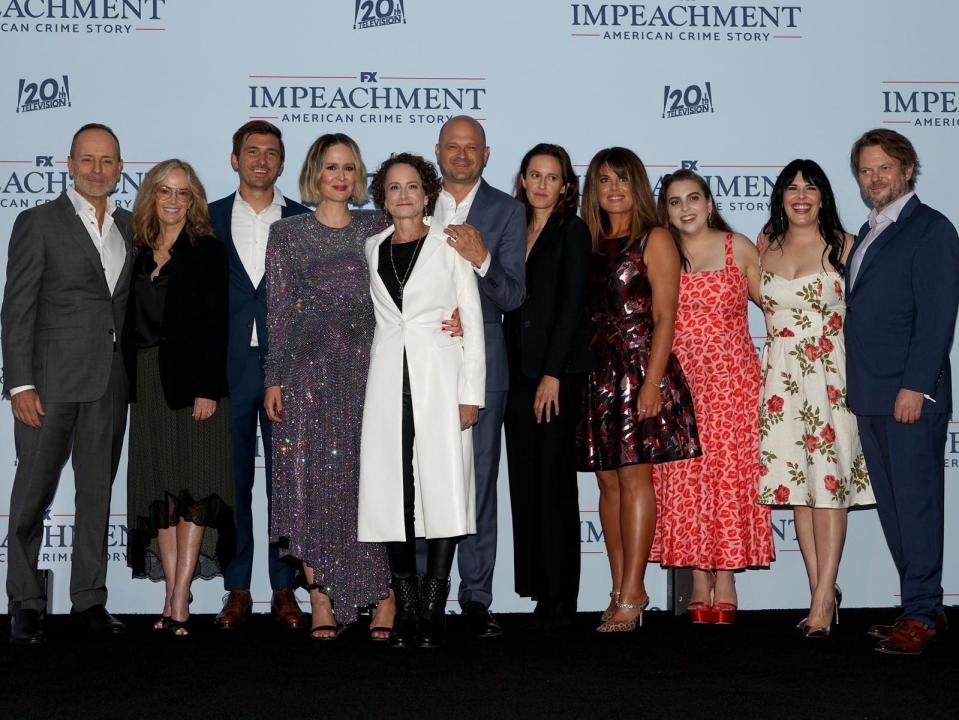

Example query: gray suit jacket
[1,192,134,402]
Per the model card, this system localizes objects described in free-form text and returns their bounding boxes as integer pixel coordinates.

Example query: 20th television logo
[17,75,71,114]
[662,82,714,119]
[354,0,405,29]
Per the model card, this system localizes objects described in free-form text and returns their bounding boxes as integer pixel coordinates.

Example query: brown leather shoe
[868,611,948,640]
[875,618,937,655]
[271,589,307,629]
[215,590,252,629]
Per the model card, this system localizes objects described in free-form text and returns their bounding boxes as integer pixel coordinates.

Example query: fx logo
[682,160,699,170]
[35,156,54,167]
[360,71,378,83]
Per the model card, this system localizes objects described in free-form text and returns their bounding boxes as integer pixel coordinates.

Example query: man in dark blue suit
[434,116,526,636]
[208,121,309,629]
[845,128,959,654]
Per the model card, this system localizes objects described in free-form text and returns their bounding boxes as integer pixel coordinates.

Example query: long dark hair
[763,159,848,276]
[582,147,659,252]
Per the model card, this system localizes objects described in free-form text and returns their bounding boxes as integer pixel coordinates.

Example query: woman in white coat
[359,153,485,648]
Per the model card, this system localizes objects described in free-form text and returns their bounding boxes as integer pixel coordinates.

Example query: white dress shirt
[848,191,915,290]
[67,185,126,294]
[10,188,126,397]
[230,187,286,346]
[433,179,491,277]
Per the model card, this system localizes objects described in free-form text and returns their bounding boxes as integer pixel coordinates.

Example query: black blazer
[504,213,593,381]
[207,192,309,389]
[122,231,229,409]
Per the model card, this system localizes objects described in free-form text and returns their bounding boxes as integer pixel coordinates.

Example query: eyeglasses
[156,185,192,203]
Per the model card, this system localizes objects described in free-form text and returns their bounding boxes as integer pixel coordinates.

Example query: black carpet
[1,609,956,720]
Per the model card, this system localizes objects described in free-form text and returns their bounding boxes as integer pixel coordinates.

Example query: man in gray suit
[2,123,133,644]
[435,116,526,636]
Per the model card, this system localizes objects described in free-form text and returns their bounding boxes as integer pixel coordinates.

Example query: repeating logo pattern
[662,82,714,118]
[0,0,166,34]
[16,75,70,113]
[354,0,406,29]
[570,2,803,43]
[248,69,487,126]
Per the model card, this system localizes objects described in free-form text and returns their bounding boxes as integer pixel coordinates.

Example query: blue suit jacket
[465,179,526,392]
[844,194,959,415]
[208,192,310,388]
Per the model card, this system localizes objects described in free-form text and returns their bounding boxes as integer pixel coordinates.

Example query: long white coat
[358,220,486,542]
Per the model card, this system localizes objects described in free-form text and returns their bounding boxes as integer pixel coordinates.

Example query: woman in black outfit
[124,159,234,637]
[503,143,592,635]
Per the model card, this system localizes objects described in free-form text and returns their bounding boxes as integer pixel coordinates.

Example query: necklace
[390,233,426,301]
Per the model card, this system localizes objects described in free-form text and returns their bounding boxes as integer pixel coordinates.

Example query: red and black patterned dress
[577,237,701,471]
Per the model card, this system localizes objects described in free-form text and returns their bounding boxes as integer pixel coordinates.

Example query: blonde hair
[131,159,214,250]
[298,133,369,205]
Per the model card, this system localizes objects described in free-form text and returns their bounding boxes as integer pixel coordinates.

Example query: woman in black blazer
[123,159,235,637]
[503,143,592,635]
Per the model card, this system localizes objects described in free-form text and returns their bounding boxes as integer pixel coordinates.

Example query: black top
[132,255,172,349]
[504,213,594,381]
[377,233,426,312]
[122,231,229,409]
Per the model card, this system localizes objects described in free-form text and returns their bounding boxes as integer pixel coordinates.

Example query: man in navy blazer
[845,128,959,654]
[434,116,526,636]
[208,121,309,629]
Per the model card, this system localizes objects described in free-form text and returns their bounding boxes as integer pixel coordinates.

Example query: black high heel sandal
[305,583,343,641]
[165,617,191,638]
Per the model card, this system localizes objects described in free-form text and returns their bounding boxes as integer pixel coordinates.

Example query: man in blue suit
[434,116,526,637]
[208,121,310,629]
[845,128,959,655]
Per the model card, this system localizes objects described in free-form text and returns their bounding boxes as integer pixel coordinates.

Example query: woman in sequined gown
[757,159,873,636]
[649,170,774,624]
[263,134,392,639]
[577,147,701,632]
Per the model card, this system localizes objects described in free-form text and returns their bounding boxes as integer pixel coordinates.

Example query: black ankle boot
[417,575,450,648]
[389,575,419,649]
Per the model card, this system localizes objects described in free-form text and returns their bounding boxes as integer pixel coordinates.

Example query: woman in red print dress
[649,170,774,624]
[577,148,701,632]
[757,159,873,637]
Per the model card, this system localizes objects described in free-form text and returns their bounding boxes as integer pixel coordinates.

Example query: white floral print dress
[757,271,874,508]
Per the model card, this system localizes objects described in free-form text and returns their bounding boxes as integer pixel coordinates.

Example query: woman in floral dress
[757,159,874,637]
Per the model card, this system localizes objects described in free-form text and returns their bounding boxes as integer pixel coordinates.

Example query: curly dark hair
[762,159,848,276]
[369,152,442,218]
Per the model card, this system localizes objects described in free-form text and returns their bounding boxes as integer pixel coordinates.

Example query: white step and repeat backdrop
[0,0,956,614]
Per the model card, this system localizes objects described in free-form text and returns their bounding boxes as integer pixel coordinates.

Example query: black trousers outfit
[503,372,583,622]
[384,364,458,580]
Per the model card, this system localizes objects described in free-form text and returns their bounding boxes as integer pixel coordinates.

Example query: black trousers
[503,373,583,620]
[385,388,457,579]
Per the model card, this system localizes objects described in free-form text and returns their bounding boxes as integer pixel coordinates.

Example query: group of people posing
[3,116,956,656]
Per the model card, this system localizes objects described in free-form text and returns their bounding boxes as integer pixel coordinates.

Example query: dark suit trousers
[6,352,127,612]
[223,347,296,591]
[455,388,507,607]
[857,412,947,626]
[504,374,582,618]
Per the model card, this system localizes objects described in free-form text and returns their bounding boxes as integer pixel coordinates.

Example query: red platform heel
[713,602,737,625]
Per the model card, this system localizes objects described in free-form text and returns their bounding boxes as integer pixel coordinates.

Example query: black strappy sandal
[165,617,191,638]
[153,615,172,632]
[305,583,343,641]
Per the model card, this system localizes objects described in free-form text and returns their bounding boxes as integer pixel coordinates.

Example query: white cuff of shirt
[10,385,35,396]
[474,252,491,278]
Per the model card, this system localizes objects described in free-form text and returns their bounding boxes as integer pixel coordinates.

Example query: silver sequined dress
[264,210,390,618]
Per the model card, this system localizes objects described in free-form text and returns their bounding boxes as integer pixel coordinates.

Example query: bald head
[439,115,486,147]
[435,115,489,190]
